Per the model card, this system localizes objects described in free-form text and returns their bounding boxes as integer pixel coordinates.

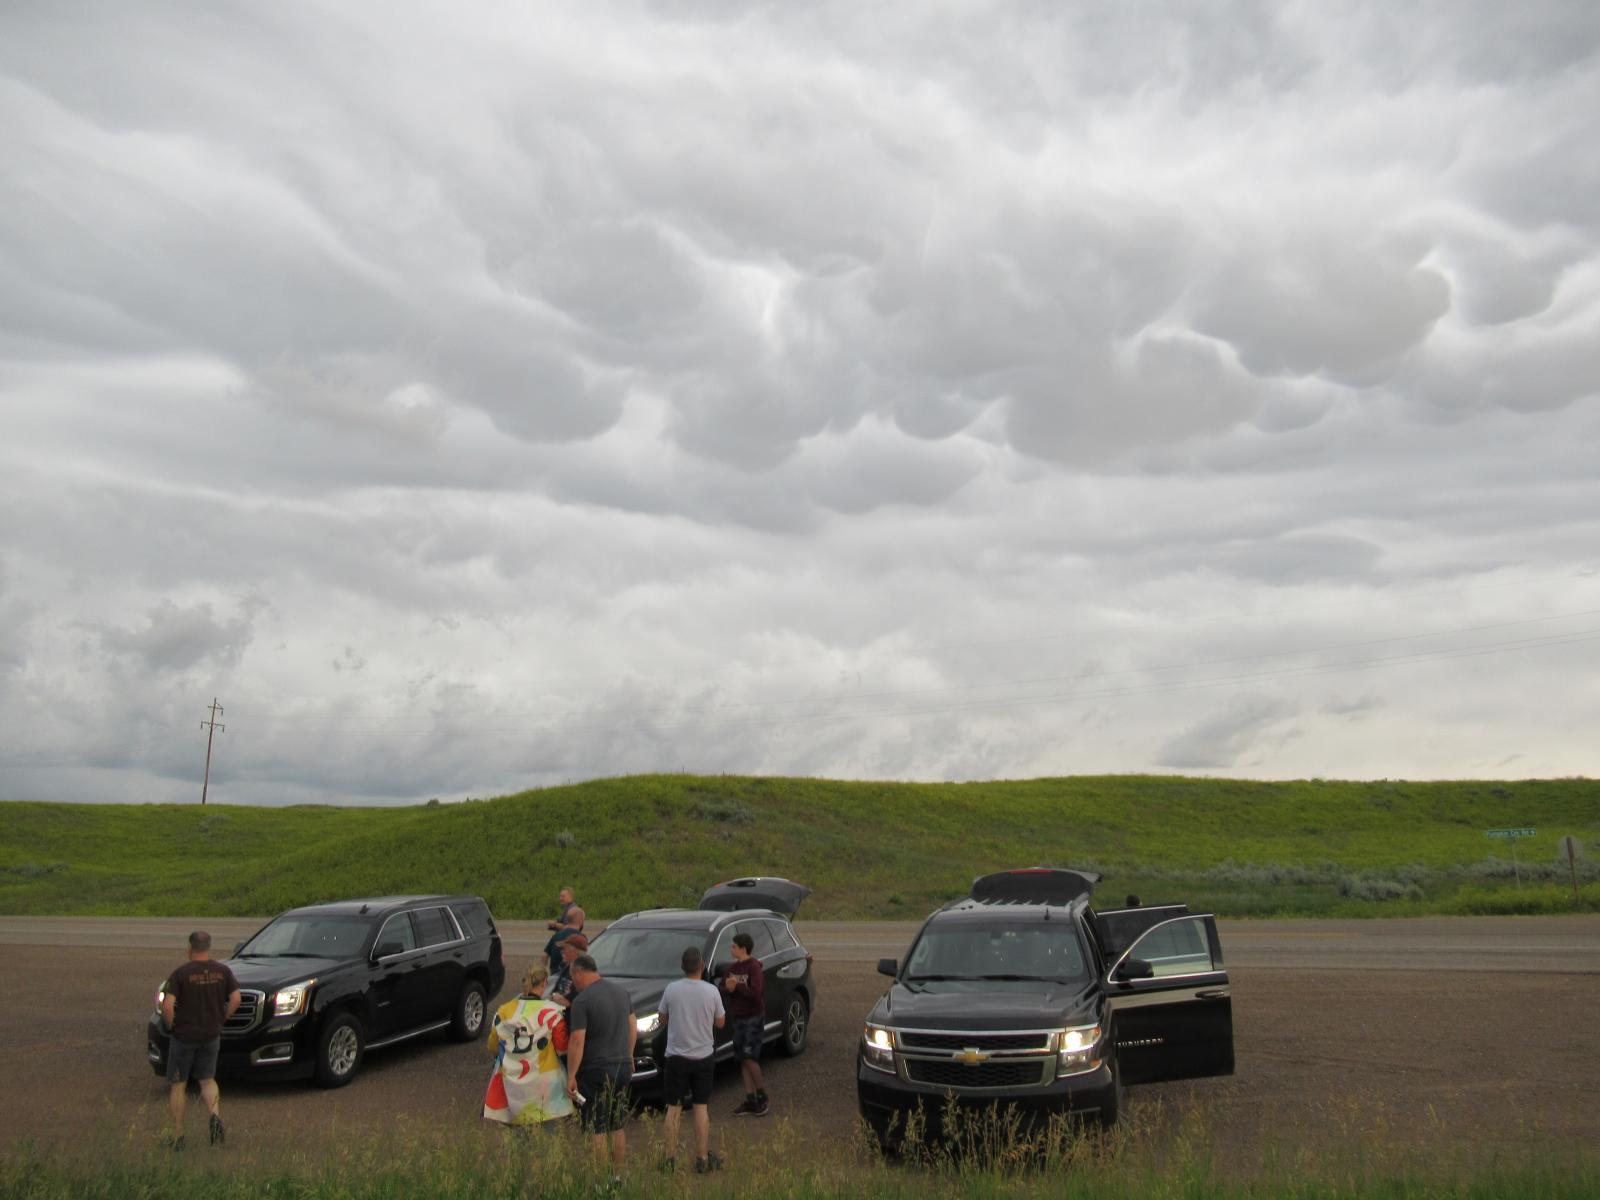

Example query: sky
[2,1,1599,806]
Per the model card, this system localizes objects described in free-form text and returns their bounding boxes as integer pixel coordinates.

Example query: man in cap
[161,930,241,1148]
[548,931,589,1008]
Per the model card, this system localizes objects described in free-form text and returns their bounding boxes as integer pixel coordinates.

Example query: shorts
[731,1016,763,1063]
[663,1054,714,1108]
[166,1036,220,1084]
[575,1063,631,1134]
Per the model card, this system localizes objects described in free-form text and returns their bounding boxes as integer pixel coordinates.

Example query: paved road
[5,914,1598,973]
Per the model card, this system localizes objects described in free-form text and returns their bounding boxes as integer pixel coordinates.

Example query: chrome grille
[224,990,265,1035]
[906,1058,1048,1089]
[898,1030,1051,1053]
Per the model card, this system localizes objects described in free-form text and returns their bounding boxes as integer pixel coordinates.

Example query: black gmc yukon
[146,895,506,1087]
[858,868,1233,1148]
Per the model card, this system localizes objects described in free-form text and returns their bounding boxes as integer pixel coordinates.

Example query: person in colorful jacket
[484,963,574,1126]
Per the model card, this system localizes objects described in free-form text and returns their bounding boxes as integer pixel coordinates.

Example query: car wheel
[779,992,809,1057]
[315,1012,365,1088]
[451,980,488,1042]
[1095,1049,1124,1129]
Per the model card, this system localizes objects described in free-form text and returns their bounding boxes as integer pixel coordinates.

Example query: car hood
[598,975,672,1015]
[871,981,1097,1030]
[224,956,353,990]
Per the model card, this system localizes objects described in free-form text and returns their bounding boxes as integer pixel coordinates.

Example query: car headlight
[155,982,167,1010]
[635,1012,660,1037]
[862,1023,896,1073]
[1055,1023,1104,1075]
[272,979,317,1017]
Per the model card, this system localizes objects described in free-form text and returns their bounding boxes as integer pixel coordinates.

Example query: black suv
[585,876,816,1094]
[858,868,1233,1147]
[146,895,506,1087]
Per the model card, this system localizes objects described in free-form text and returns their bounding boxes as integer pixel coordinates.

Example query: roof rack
[969,867,1100,907]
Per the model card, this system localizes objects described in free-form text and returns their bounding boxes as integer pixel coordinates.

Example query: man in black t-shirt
[162,930,240,1149]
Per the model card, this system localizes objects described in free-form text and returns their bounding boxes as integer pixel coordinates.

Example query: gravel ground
[1,938,1595,1173]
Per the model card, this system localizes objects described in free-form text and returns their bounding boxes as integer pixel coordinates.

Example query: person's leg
[168,1082,186,1131]
[692,1103,709,1158]
[662,1102,681,1156]
[610,1128,626,1167]
[199,1079,220,1115]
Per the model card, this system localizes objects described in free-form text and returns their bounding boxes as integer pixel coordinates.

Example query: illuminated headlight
[154,982,167,1010]
[1055,1023,1103,1075]
[272,979,317,1017]
[635,1012,661,1036]
[862,1023,896,1073]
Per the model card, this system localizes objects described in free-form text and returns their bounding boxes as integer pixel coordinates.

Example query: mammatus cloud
[0,1,1597,803]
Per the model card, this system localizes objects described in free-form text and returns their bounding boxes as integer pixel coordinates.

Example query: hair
[559,886,574,897]
[1125,894,1142,907]
[521,962,550,995]
[572,954,598,974]
[681,946,703,976]
[188,930,212,952]
[732,932,754,953]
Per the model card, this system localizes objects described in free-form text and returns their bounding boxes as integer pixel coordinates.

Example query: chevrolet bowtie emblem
[956,1049,989,1066]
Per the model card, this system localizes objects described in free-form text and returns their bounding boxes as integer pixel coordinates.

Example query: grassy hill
[2,774,1596,919]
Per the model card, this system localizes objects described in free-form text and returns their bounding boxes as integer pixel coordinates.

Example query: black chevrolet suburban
[146,895,506,1087]
[857,868,1233,1148]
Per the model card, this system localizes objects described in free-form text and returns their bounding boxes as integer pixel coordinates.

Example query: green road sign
[1485,828,1536,839]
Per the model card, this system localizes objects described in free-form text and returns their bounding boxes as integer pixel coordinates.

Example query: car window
[239,915,373,958]
[375,912,419,956]
[906,922,1089,981]
[412,906,456,948]
[589,926,708,978]
[452,899,495,937]
[765,919,797,953]
[741,919,777,958]
[1122,916,1217,978]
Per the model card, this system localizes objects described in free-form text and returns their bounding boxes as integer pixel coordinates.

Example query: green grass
[1,774,1596,919]
[2,1101,1595,1199]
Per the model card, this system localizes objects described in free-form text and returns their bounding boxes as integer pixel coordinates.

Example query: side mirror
[877,958,898,978]
[1114,957,1154,982]
[373,942,403,960]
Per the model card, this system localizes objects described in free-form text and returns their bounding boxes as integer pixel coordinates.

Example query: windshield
[588,926,709,978]
[904,922,1089,984]
[238,915,375,959]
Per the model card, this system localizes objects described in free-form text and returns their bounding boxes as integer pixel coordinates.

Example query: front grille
[224,990,265,1035]
[906,1058,1048,1089]
[898,1031,1051,1053]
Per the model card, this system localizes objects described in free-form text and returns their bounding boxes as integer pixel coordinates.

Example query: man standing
[161,931,241,1149]
[657,945,726,1173]
[565,953,636,1181]
[544,885,585,963]
[721,932,769,1116]
[548,932,588,1008]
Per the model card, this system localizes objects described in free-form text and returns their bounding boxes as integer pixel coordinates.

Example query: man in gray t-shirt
[566,955,637,1172]
[656,945,726,1172]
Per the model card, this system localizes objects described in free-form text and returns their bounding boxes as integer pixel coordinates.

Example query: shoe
[694,1153,725,1173]
[657,1157,676,1173]
[750,1096,771,1117]
[209,1114,226,1147]
[732,1096,755,1116]
[165,1134,186,1152]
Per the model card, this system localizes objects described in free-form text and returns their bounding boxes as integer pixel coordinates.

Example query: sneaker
[732,1096,755,1116]
[165,1134,186,1152]
[694,1153,725,1174]
[750,1096,771,1117]
[208,1114,226,1147]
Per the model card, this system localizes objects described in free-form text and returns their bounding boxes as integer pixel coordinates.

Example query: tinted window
[375,913,419,956]
[453,899,495,937]
[413,906,455,948]
[765,920,797,952]
[906,922,1089,982]
[1123,917,1217,978]
[740,919,777,958]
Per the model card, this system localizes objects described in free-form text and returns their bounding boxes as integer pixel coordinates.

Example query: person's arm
[627,1012,637,1060]
[714,989,726,1030]
[226,988,242,1021]
[566,904,586,931]
[748,961,765,1007]
[565,1029,586,1097]
[161,989,176,1030]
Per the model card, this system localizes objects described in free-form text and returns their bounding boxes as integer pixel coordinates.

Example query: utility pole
[200,698,225,805]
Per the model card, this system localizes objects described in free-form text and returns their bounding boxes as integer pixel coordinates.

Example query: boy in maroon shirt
[721,932,768,1116]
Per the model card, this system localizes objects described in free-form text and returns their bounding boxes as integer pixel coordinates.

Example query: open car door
[1093,903,1190,962]
[1106,913,1234,1085]
[699,876,811,916]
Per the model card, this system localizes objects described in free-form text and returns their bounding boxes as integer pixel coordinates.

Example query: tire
[779,992,810,1057]
[1095,1050,1125,1130]
[315,1012,365,1088]
[451,980,488,1042]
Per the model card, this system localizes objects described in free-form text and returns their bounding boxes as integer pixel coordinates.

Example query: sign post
[1485,828,1536,886]
[1557,835,1584,904]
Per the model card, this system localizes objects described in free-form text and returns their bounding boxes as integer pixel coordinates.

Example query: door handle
[1195,988,1229,1000]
